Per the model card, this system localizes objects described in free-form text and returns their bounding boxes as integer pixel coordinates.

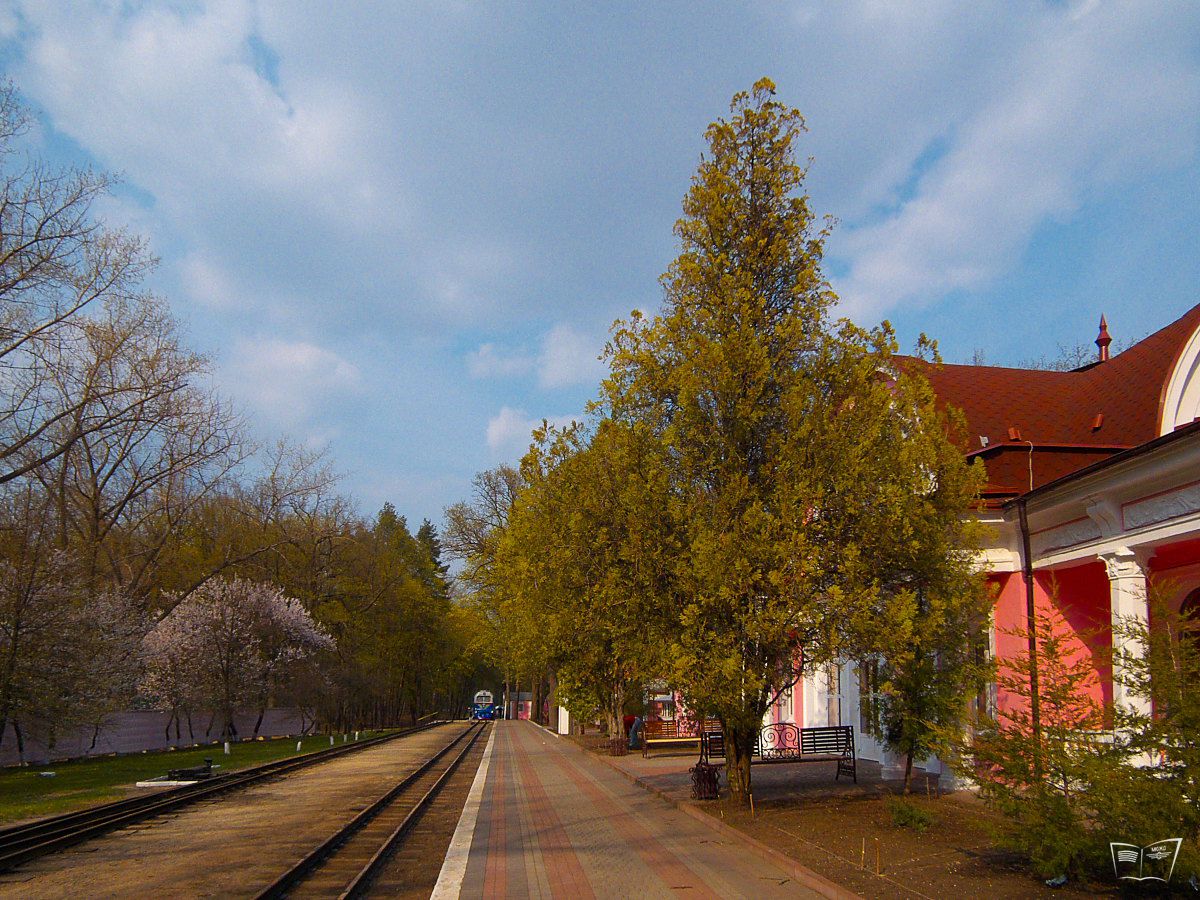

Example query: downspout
[1016,496,1042,777]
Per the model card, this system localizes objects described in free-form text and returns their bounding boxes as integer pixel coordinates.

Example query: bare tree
[0,83,155,487]
[30,295,246,601]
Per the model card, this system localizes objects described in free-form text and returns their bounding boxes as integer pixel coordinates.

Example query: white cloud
[466,343,534,379]
[538,323,606,389]
[225,337,361,428]
[485,406,577,459]
[466,323,607,388]
[831,2,1200,319]
[180,251,246,311]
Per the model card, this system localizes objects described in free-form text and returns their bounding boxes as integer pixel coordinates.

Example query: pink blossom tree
[142,577,333,741]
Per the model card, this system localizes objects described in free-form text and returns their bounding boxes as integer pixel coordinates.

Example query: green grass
[0,731,393,825]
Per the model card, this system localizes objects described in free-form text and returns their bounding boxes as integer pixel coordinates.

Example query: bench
[167,758,214,781]
[641,718,721,758]
[703,723,857,783]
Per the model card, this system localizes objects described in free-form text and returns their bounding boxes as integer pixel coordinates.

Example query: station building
[555,302,1200,775]
[804,301,1200,775]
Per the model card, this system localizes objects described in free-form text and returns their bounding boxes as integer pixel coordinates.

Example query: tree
[602,79,984,803]
[31,295,245,601]
[0,486,146,757]
[1094,587,1200,877]
[0,83,156,487]
[949,603,1109,878]
[142,577,333,740]
[443,466,535,705]
[499,418,676,737]
[852,361,991,791]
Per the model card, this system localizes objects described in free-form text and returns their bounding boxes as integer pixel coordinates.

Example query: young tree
[950,603,1109,878]
[1093,587,1200,876]
[603,79,984,803]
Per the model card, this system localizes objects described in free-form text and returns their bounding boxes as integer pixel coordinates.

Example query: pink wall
[1049,562,1112,708]
[991,563,1111,717]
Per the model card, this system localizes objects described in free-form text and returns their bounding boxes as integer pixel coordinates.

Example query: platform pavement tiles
[533,721,860,900]
[431,725,496,900]
[437,721,832,899]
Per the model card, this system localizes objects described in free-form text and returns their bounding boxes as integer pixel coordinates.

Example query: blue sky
[2,1,1198,527]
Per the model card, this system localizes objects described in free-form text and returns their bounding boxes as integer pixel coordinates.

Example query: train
[471,689,498,721]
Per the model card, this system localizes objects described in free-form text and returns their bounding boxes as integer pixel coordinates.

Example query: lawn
[0,731,391,825]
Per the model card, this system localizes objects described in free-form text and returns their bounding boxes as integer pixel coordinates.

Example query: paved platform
[437,721,827,899]
[603,740,940,809]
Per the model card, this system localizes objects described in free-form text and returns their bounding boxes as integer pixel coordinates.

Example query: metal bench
[641,718,721,758]
[702,723,857,782]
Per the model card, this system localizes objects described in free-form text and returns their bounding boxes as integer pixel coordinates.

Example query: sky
[1,1,1198,528]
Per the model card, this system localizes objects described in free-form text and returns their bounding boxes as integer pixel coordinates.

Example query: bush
[887,796,936,833]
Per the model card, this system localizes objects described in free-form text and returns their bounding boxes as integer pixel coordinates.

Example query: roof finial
[1096,314,1112,362]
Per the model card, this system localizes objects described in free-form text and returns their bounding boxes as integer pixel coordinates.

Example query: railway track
[256,720,488,899]
[0,720,446,874]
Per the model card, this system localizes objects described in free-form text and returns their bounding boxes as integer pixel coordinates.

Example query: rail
[0,721,447,873]
[255,720,487,898]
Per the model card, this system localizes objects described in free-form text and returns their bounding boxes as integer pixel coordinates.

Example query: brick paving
[455,721,826,899]
[603,741,940,809]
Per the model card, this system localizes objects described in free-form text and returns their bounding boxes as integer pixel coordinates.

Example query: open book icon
[1110,838,1182,883]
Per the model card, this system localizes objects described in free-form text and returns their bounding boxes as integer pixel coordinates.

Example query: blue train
[471,689,498,721]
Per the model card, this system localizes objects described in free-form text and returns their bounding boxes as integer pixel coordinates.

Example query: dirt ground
[709,788,1113,898]
[571,732,1121,898]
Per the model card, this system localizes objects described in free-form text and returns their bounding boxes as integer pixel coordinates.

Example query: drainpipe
[1016,497,1042,777]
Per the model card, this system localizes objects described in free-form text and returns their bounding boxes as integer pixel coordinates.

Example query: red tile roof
[906,302,1200,497]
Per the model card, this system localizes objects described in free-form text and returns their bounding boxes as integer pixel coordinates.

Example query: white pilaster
[1100,547,1150,717]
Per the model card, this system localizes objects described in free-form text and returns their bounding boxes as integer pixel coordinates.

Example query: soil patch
[708,790,1114,898]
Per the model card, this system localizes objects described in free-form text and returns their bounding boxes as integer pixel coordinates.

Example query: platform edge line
[430,724,495,900]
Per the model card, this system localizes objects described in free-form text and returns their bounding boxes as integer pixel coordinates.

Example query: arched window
[1182,587,1200,635]
[1183,588,1200,619]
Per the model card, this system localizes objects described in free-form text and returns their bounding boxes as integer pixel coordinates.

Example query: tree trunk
[904,751,914,794]
[13,719,25,764]
[605,682,626,739]
[253,705,266,738]
[724,723,755,805]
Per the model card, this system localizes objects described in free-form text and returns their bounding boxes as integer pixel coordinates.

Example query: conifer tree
[603,78,984,803]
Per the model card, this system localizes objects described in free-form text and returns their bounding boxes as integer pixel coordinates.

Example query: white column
[1101,547,1151,718]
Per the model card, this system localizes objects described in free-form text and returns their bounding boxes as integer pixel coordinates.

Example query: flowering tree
[142,577,333,741]
[0,527,147,759]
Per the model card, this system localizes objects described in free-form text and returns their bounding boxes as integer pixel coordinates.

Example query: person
[628,715,643,751]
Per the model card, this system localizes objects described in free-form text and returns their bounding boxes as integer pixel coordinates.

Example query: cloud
[485,406,577,459]
[466,343,534,379]
[225,337,361,428]
[831,2,1200,319]
[467,323,607,388]
[180,251,246,312]
[538,323,607,389]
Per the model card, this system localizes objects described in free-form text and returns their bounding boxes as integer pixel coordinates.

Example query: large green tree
[603,79,984,803]
[499,419,676,737]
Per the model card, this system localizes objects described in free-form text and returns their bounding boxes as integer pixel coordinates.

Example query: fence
[0,707,315,766]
